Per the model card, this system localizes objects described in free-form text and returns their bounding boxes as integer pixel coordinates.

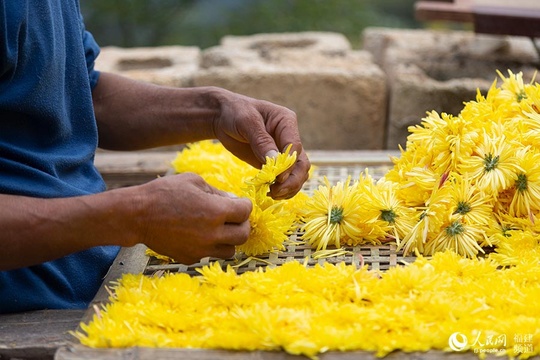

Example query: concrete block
[95,46,200,87]
[220,31,352,56]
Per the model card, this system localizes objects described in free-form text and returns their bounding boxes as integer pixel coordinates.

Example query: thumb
[246,125,279,164]
[209,189,253,223]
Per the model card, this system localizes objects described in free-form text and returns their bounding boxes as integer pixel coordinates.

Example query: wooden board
[0,309,85,360]
[55,346,499,360]
[416,0,474,22]
[415,0,540,38]
[94,151,176,189]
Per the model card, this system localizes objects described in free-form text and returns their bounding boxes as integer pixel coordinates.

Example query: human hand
[134,173,252,265]
[211,91,311,200]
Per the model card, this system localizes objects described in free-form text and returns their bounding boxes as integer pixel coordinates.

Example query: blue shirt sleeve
[80,14,101,90]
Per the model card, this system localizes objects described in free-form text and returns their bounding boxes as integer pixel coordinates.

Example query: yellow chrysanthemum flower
[408,111,477,174]
[148,141,300,260]
[424,214,487,258]
[237,200,295,256]
[244,144,296,196]
[508,147,540,219]
[360,175,416,244]
[457,132,520,195]
[301,177,365,251]
[397,177,451,256]
[447,172,494,227]
[497,69,529,105]
[235,144,299,256]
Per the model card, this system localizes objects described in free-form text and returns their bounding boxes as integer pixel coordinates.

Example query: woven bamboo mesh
[144,162,417,276]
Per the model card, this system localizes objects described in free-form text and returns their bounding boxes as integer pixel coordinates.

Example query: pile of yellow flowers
[298,69,540,260]
[76,251,540,358]
[76,70,540,357]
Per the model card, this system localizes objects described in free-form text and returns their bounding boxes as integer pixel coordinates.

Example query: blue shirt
[0,0,120,313]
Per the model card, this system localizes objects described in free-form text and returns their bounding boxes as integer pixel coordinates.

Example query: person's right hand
[132,173,252,265]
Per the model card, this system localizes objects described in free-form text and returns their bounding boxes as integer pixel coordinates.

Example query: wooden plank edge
[473,6,540,38]
[95,150,399,172]
[305,150,399,165]
[94,151,175,175]
[55,345,502,360]
[0,309,86,360]
[415,0,475,22]
[78,244,150,326]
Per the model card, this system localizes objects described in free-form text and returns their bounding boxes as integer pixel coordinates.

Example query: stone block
[220,31,352,56]
[362,27,539,149]
[195,33,387,151]
[95,46,200,87]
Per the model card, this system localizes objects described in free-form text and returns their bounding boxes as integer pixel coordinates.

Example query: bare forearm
[0,172,254,270]
[92,72,225,150]
[0,189,140,270]
[92,72,311,200]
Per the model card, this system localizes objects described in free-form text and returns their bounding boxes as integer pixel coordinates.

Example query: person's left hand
[212,91,311,200]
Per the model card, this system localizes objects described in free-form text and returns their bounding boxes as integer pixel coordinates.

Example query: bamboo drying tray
[88,150,404,309]
[146,150,414,276]
[58,150,486,360]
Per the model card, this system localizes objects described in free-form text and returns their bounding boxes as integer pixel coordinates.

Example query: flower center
[515,173,528,192]
[483,153,499,172]
[329,206,344,224]
[454,201,471,215]
[517,90,527,102]
[445,221,465,237]
[380,209,396,223]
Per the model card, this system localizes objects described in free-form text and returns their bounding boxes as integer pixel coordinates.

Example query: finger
[244,121,279,165]
[269,152,311,199]
[221,220,251,246]
[273,143,303,184]
[208,191,253,224]
[205,221,250,260]
[178,220,249,263]
[259,106,305,185]
[238,103,300,165]
[193,177,252,223]
[260,103,302,158]
[211,244,237,260]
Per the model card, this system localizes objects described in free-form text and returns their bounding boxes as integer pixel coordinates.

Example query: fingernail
[265,150,279,159]
[226,192,238,198]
